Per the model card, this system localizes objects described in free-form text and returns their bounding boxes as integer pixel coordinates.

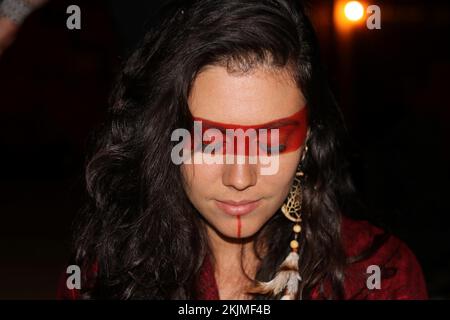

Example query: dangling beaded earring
[247,145,308,300]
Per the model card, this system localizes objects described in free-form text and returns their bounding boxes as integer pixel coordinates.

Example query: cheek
[261,150,302,200]
[181,163,222,199]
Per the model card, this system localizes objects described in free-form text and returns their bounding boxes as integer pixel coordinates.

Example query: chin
[213,219,264,240]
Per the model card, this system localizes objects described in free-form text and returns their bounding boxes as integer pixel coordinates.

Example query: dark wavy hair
[72,0,369,299]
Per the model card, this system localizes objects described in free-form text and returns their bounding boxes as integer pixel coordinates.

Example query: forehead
[188,66,306,125]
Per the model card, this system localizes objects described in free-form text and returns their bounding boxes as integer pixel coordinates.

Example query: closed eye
[201,140,224,153]
[259,143,286,155]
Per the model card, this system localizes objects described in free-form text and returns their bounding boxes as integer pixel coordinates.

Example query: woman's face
[181,65,307,240]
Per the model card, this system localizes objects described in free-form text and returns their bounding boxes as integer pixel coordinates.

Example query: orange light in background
[334,0,367,34]
[344,1,364,21]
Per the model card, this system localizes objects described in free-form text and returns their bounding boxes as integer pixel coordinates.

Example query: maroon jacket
[58,216,428,300]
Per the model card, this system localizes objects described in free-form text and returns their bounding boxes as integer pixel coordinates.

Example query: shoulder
[340,216,428,299]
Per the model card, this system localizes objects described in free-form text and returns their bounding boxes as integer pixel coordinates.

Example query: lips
[215,199,261,216]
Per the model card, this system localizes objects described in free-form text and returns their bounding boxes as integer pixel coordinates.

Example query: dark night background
[0,0,449,299]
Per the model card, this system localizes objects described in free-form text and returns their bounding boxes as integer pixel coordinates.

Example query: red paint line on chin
[237,215,241,238]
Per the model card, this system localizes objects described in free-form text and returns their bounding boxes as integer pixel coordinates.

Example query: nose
[222,162,258,191]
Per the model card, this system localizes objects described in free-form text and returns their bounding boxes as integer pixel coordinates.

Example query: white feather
[247,251,301,299]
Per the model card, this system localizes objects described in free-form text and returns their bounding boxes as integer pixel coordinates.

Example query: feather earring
[247,146,307,300]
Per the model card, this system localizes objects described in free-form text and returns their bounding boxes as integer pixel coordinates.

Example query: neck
[205,223,259,299]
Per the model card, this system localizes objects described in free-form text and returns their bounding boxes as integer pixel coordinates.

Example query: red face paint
[236,215,241,238]
[190,107,308,156]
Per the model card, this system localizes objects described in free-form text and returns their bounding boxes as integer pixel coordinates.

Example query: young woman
[58,0,427,300]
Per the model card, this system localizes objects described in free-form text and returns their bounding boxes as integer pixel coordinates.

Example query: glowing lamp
[344,1,364,22]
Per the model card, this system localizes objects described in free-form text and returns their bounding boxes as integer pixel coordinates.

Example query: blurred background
[0,0,449,299]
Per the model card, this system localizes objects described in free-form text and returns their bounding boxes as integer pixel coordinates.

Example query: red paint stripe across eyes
[190,107,308,156]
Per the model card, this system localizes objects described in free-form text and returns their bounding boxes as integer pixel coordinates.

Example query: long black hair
[73,0,363,299]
